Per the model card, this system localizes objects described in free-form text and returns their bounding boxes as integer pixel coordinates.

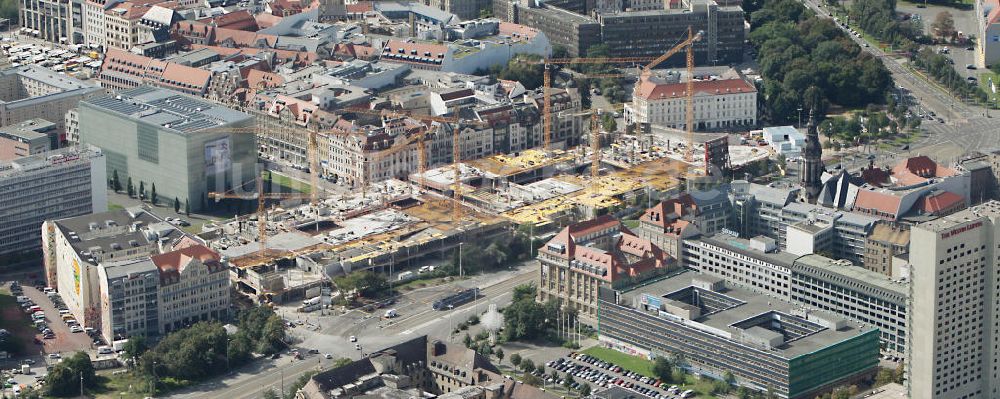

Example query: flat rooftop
[793,254,908,297]
[51,206,184,266]
[1,64,94,92]
[915,200,1000,233]
[699,235,800,268]
[82,86,251,134]
[621,271,874,358]
[0,145,103,179]
[466,149,575,177]
[0,118,55,141]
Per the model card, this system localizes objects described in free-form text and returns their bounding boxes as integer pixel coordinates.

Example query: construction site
[196,27,776,305]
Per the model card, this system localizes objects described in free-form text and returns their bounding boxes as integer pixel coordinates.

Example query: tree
[334,270,390,298]
[931,11,955,41]
[510,353,522,368]
[563,374,575,390]
[123,336,149,361]
[521,358,535,374]
[151,183,158,205]
[127,177,134,197]
[601,113,617,133]
[283,371,318,399]
[579,383,591,396]
[112,170,122,193]
[495,347,504,365]
[139,181,145,200]
[653,357,674,383]
[496,55,544,89]
[552,45,570,59]
[502,297,550,341]
[512,284,537,302]
[262,388,280,399]
[464,333,473,348]
[185,199,191,216]
[227,333,253,367]
[174,197,181,213]
[876,368,895,385]
[46,352,96,397]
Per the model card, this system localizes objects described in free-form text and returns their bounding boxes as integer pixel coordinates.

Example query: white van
[383,309,398,318]
[97,346,113,355]
[680,390,694,398]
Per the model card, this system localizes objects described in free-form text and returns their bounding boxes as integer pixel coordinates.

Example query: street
[801,0,1000,160]
[169,264,537,399]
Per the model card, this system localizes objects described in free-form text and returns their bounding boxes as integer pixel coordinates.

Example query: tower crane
[537,27,703,166]
[208,175,312,262]
[338,107,488,222]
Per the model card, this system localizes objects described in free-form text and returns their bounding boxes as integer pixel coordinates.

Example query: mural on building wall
[72,259,80,294]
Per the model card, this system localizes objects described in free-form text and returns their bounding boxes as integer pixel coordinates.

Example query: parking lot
[20,285,97,358]
[544,353,697,399]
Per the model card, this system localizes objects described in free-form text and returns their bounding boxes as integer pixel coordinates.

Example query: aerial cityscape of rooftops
[3,0,1000,396]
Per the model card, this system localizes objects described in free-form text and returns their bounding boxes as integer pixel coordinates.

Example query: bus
[432,288,479,311]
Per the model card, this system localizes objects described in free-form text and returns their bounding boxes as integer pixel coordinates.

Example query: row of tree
[847,0,922,51]
[112,307,287,395]
[749,0,893,123]
[912,47,989,103]
[110,170,160,204]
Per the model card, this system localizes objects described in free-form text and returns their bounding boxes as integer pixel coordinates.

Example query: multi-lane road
[799,0,1000,158]
[171,266,536,399]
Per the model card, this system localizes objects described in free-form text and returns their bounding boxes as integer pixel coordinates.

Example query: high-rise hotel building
[908,200,1000,399]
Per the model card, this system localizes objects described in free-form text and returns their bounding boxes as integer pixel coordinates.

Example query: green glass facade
[787,329,881,398]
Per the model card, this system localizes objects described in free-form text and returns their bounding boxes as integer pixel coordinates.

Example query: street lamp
[458,242,464,278]
[797,107,803,128]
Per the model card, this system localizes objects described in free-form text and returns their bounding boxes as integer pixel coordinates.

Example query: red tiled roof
[269,95,318,125]
[160,62,212,88]
[190,44,319,66]
[100,48,211,93]
[254,12,283,29]
[199,9,258,30]
[498,22,539,41]
[918,191,965,214]
[150,244,223,284]
[891,155,957,186]
[853,190,902,219]
[347,1,373,13]
[635,77,756,100]
[861,166,891,187]
[988,0,1000,25]
[246,69,284,90]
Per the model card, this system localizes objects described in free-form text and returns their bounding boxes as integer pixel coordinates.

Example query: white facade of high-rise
[908,201,1000,399]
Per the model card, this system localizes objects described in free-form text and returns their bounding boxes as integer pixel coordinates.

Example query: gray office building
[598,272,880,399]
[596,0,745,64]
[683,234,910,358]
[0,145,106,259]
[78,86,257,211]
[791,255,908,357]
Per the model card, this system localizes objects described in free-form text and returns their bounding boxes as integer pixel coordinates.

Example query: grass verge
[580,347,655,378]
[265,171,312,194]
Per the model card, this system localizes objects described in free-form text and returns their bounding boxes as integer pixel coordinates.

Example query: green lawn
[580,347,723,398]
[581,347,656,378]
[622,220,640,229]
[264,171,312,194]
[978,71,1000,107]
[93,371,190,399]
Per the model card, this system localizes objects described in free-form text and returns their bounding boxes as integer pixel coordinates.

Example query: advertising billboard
[205,137,232,176]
